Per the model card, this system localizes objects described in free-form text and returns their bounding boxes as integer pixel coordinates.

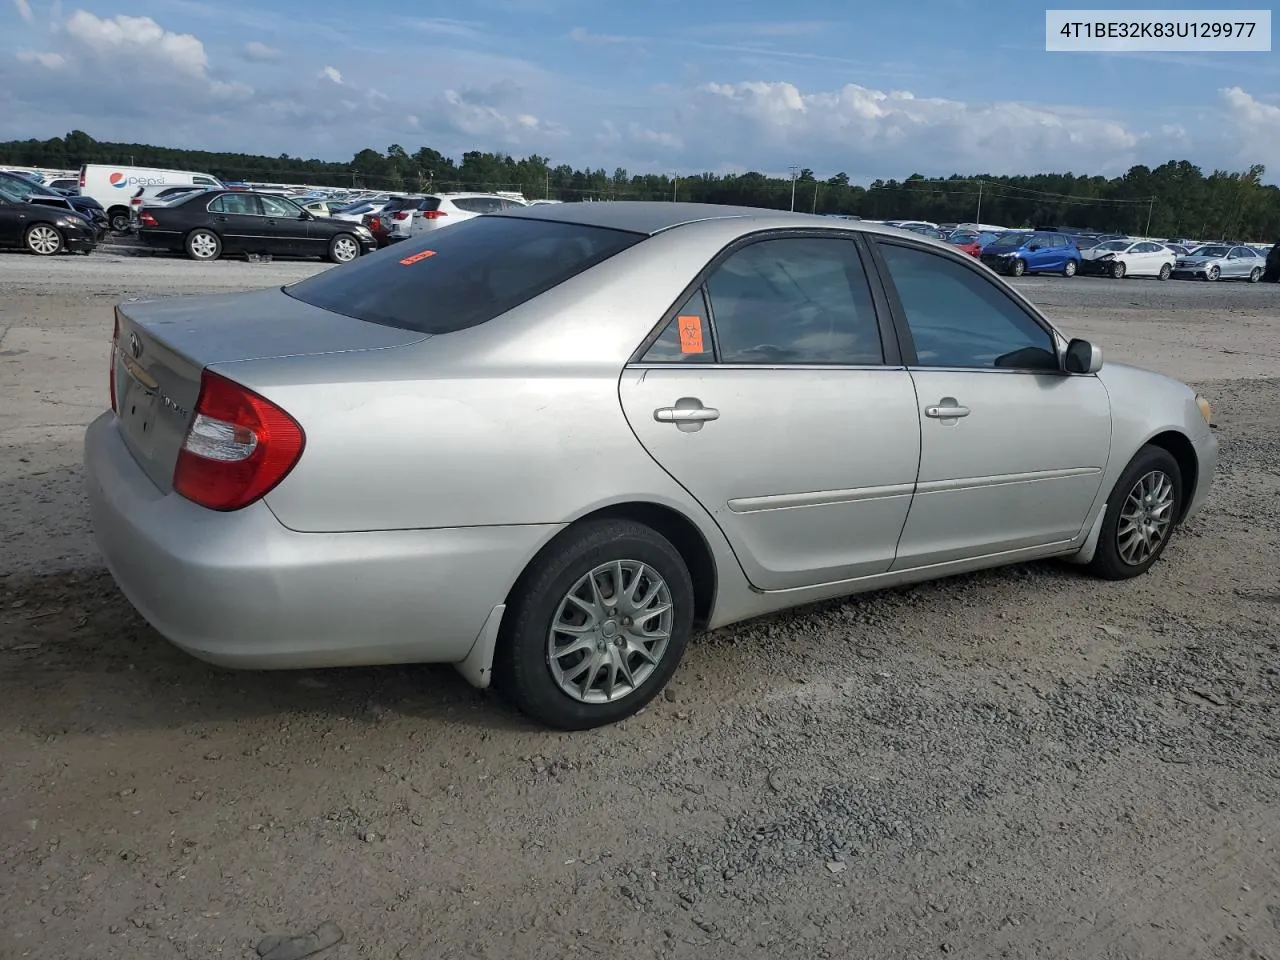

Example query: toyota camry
[85,202,1218,730]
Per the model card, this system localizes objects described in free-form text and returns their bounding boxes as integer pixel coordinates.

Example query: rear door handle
[924,401,971,419]
[654,407,720,423]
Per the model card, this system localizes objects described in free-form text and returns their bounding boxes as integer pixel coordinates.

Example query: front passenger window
[879,242,1058,371]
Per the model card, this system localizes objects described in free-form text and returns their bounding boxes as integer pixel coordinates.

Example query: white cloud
[410,17,485,40]
[568,26,635,45]
[62,11,208,78]
[241,40,281,62]
[13,0,33,23]
[17,50,66,69]
[689,80,1147,176]
[320,65,343,84]
[1220,86,1280,171]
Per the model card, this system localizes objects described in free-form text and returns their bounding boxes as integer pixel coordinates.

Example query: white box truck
[79,163,223,232]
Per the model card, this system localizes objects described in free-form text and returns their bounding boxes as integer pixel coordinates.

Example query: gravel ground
[1,252,1278,960]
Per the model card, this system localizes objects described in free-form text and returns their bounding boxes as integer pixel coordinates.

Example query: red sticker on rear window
[677,315,705,354]
[400,250,436,265]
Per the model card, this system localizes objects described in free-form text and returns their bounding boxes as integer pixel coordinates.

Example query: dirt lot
[2,253,1279,960]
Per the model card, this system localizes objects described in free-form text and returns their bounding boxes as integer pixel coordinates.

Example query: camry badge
[129,331,143,359]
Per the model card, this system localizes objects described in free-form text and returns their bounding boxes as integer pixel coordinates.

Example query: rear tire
[1063,259,1077,277]
[494,519,695,730]
[1087,445,1184,581]
[1249,267,1262,283]
[1158,263,1172,281]
[108,208,130,233]
[185,229,221,262]
[24,223,63,256]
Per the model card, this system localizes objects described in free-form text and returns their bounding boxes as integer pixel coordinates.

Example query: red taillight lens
[172,369,305,512]
[368,216,382,231]
[393,210,410,220]
[79,169,85,188]
[139,212,158,228]
[109,316,118,414]
[421,210,447,220]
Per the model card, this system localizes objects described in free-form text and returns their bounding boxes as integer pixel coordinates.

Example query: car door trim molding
[727,482,916,514]
[628,227,904,368]
[914,466,1102,496]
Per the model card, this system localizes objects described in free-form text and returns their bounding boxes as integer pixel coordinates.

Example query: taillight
[109,316,118,414]
[393,210,410,221]
[172,369,305,512]
[79,168,85,189]
[368,216,382,231]
[139,212,158,228]
[420,210,447,220]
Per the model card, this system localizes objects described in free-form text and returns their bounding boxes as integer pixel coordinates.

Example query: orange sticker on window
[399,250,436,265]
[677,315,705,354]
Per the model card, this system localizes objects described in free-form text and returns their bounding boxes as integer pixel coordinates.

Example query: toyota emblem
[129,331,143,359]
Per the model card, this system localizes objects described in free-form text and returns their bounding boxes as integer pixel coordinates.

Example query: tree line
[2,130,1277,240]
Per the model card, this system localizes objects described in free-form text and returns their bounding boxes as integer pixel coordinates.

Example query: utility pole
[812,181,820,214]
[672,175,678,202]
[545,171,550,200]
[975,180,983,224]
[789,164,799,211]
[1145,197,1154,236]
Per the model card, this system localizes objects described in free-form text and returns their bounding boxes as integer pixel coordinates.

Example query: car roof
[500,200,942,238]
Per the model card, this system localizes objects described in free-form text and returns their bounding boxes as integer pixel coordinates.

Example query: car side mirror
[1028,244,1040,251]
[299,211,313,220]
[1065,338,1103,374]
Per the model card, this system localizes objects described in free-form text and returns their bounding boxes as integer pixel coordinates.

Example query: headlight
[1098,254,1115,260]
[1195,394,1212,424]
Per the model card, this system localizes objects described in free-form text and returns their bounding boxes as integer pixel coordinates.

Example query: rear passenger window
[642,289,714,363]
[705,238,883,364]
[453,197,505,214]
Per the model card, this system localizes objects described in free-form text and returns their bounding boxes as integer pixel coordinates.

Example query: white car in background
[1080,238,1177,279]
[409,192,527,236]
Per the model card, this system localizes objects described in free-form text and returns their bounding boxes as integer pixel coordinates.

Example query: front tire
[328,233,360,264]
[24,223,63,256]
[1009,258,1026,277]
[1087,445,1183,581]
[108,208,130,233]
[1207,265,1220,281]
[494,519,695,730]
[1158,263,1172,281]
[185,229,221,262]
[1111,261,1126,279]
[1063,259,1078,277]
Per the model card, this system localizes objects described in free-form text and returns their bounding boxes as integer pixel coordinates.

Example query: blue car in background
[978,230,1081,277]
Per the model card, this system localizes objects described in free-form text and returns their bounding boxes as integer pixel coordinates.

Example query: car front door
[618,234,922,590]
[257,195,314,256]
[871,238,1112,569]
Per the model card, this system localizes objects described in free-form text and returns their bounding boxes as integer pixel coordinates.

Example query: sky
[0,0,1278,183]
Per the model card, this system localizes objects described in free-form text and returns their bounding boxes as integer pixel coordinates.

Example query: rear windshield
[284,215,645,334]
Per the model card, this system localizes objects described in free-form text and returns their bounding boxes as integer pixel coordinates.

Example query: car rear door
[207,192,264,254]
[618,233,922,591]
[869,237,1112,569]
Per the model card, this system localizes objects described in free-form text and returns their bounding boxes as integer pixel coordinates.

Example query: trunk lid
[112,286,430,493]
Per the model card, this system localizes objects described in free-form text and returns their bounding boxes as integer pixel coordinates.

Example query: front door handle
[924,399,971,419]
[654,398,720,432]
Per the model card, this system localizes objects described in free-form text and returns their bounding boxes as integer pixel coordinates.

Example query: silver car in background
[84,203,1218,730]
[1171,243,1266,281]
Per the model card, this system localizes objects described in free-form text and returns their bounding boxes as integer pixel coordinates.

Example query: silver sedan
[84,203,1218,729]
[1171,243,1266,281]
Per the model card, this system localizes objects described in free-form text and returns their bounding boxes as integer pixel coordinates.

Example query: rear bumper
[84,412,558,669]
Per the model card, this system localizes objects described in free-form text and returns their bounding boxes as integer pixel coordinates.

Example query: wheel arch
[1144,429,1198,522]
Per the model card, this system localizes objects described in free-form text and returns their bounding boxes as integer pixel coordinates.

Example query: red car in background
[948,232,984,258]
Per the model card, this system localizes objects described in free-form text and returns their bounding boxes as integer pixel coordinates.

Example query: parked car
[1080,239,1176,279]
[84,202,1217,730]
[374,196,430,243]
[979,230,1081,277]
[409,192,527,236]
[135,189,375,263]
[0,184,99,255]
[67,195,110,241]
[0,170,97,234]
[330,198,395,223]
[80,163,224,232]
[1170,244,1265,282]
[1264,242,1280,282]
[946,233,983,258]
[128,185,207,228]
[293,198,342,219]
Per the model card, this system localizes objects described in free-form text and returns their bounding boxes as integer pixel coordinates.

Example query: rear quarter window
[283,215,645,335]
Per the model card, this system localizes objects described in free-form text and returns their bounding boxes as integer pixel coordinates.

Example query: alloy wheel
[26,225,61,255]
[332,237,358,262]
[1117,470,1176,566]
[189,232,219,260]
[547,559,673,704]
